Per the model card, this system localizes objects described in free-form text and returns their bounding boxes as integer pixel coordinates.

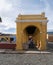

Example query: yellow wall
[16,12,48,50]
[0,36,10,42]
[0,34,16,43]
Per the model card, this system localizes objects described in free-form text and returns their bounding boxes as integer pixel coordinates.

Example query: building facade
[16,12,48,50]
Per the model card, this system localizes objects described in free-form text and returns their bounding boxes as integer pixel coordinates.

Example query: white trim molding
[15,20,48,23]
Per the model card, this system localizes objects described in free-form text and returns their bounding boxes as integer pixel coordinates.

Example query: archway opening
[26,26,36,35]
[24,25,40,50]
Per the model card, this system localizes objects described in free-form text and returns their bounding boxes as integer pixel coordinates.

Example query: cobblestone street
[0,53,53,65]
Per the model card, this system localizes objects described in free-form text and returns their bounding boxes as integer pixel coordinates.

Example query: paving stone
[0,53,53,65]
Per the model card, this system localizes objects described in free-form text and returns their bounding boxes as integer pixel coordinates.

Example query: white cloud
[0,0,12,12]
[0,0,20,34]
[0,17,16,32]
[40,0,53,31]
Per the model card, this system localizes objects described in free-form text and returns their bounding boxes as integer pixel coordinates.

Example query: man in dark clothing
[28,36,35,49]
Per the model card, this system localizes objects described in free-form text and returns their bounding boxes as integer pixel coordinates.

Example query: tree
[0,17,2,22]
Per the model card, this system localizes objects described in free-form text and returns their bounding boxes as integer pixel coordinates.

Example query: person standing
[28,36,35,49]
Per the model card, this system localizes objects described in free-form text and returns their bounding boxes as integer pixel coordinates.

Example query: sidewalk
[0,49,51,54]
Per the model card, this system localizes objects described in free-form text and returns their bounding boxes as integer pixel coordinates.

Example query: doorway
[24,25,40,50]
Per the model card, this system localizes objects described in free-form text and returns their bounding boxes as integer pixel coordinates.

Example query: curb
[0,51,51,54]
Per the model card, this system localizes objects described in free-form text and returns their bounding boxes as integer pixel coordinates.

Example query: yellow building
[0,33,16,43]
[16,12,48,50]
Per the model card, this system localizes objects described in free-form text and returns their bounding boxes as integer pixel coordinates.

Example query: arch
[23,25,40,50]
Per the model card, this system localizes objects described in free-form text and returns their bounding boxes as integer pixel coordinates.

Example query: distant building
[0,33,16,43]
[47,32,53,42]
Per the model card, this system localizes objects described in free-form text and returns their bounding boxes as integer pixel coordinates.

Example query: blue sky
[0,0,53,34]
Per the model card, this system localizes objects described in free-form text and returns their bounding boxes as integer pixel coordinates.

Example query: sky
[0,0,53,34]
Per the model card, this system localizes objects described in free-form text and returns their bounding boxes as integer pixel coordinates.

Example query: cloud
[2,28,16,34]
[0,0,12,12]
[0,17,16,33]
[0,25,6,32]
[40,0,53,31]
[0,0,20,34]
